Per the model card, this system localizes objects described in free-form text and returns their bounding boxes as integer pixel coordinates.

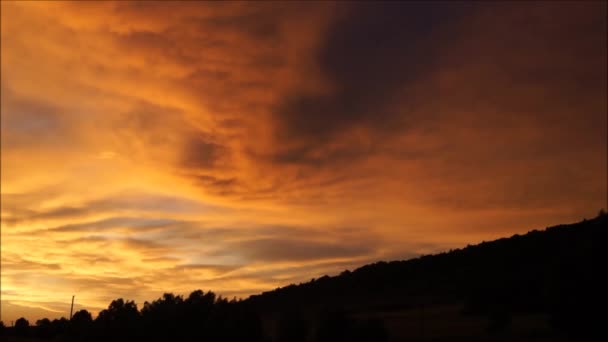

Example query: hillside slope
[248,213,606,340]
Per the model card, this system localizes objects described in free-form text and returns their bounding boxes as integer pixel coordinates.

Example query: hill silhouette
[248,212,605,340]
[1,212,605,341]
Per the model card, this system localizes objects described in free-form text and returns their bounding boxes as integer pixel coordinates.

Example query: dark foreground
[2,213,605,341]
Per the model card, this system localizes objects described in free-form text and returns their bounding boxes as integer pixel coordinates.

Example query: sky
[1,1,606,323]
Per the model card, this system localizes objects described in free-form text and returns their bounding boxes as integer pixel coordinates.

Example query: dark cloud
[444,2,607,117]
[171,263,240,274]
[115,30,197,66]
[200,6,282,43]
[426,165,606,212]
[273,2,473,147]
[113,100,191,155]
[266,143,374,167]
[48,217,178,232]
[120,101,184,132]
[67,274,142,290]
[1,86,68,148]
[71,253,115,265]
[193,175,239,195]
[235,238,375,262]
[56,235,167,254]
[268,1,606,175]
[2,257,62,271]
[121,237,167,252]
[5,192,210,226]
[181,137,227,170]
[141,256,182,264]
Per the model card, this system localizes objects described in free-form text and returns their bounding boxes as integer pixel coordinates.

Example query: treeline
[0,292,265,341]
[0,290,387,342]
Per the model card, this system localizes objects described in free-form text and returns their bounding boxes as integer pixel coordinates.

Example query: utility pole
[70,295,75,320]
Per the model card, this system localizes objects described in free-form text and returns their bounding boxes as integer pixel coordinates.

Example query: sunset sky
[1,1,606,323]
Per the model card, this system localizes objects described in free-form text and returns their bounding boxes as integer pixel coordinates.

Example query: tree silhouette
[97,298,139,323]
[35,318,52,339]
[15,317,30,337]
[96,298,140,340]
[182,289,217,338]
[72,309,93,324]
[50,317,70,336]
[71,309,93,339]
[140,293,185,340]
